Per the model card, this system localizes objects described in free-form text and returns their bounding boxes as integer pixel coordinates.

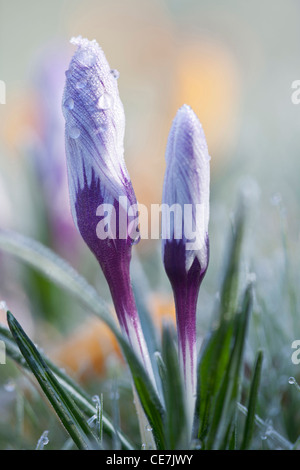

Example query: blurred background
[0,0,300,449]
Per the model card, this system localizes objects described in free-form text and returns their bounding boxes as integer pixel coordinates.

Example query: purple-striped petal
[62,37,154,384]
[162,104,210,426]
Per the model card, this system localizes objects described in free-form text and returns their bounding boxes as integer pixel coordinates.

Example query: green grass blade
[93,394,104,443]
[0,230,164,446]
[206,283,253,449]
[35,430,49,450]
[237,402,293,450]
[0,230,115,330]
[194,205,245,444]
[240,350,264,449]
[0,230,166,448]
[7,311,101,450]
[0,323,134,450]
[219,204,245,321]
[161,323,187,450]
[116,332,166,449]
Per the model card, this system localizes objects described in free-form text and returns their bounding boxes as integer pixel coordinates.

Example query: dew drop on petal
[97,93,113,110]
[289,377,296,384]
[76,79,87,90]
[110,69,120,79]
[131,234,140,246]
[94,121,108,135]
[64,97,74,110]
[76,48,96,67]
[69,127,81,139]
[100,122,108,131]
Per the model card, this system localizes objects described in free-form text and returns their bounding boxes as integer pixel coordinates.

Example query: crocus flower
[162,104,210,427]
[62,37,154,385]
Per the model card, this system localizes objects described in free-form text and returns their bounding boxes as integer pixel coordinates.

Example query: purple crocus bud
[162,104,210,425]
[62,37,154,384]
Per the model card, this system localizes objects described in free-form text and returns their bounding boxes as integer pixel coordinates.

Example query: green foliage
[0,203,296,450]
[7,311,100,450]
[161,323,188,449]
[194,204,246,447]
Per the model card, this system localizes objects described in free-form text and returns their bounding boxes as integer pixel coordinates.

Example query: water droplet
[94,122,108,135]
[36,430,49,450]
[92,395,102,409]
[87,414,96,425]
[97,93,113,110]
[131,232,140,246]
[110,69,120,79]
[141,443,146,450]
[191,439,202,450]
[64,98,74,110]
[76,79,87,90]
[4,380,15,392]
[69,127,81,139]
[42,435,49,446]
[145,424,153,432]
[99,122,108,131]
[109,389,120,401]
[270,192,282,206]
[77,49,96,67]
[289,377,296,384]
[247,272,257,284]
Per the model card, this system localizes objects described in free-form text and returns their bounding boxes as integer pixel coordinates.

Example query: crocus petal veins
[162,104,210,426]
[62,37,154,386]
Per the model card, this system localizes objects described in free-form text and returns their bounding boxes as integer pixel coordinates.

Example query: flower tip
[68,36,104,70]
[179,103,192,112]
[70,35,99,50]
[177,104,201,126]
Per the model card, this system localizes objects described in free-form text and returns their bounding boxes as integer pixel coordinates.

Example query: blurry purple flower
[30,42,79,258]
[162,104,210,422]
[62,37,153,381]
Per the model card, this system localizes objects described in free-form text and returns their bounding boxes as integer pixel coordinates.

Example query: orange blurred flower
[52,293,176,382]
